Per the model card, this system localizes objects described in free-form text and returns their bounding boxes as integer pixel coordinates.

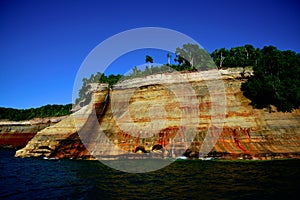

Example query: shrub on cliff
[241,46,300,112]
[75,72,123,105]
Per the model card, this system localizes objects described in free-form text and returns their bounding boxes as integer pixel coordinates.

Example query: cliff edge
[0,117,65,149]
[15,69,300,160]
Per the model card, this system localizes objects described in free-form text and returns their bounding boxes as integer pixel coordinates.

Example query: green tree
[241,46,300,112]
[132,66,138,76]
[145,55,153,67]
[145,66,151,75]
[211,44,259,69]
[175,43,199,69]
[211,48,229,69]
[167,53,171,65]
[175,43,214,70]
[244,44,256,66]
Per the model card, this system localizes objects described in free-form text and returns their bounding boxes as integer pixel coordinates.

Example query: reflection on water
[0,149,299,199]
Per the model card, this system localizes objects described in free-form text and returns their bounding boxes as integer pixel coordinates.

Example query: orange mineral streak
[15,70,300,160]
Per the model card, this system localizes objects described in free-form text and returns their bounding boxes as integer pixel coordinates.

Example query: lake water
[0,149,299,199]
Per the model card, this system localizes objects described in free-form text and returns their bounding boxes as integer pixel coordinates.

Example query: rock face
[16,69,300,160]
[15,116,91,158]
[0,117,65,149]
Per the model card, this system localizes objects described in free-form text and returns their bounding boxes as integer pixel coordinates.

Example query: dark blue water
[1,149,299,200]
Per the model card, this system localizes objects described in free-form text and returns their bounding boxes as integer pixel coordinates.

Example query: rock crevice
[15,69,300,160]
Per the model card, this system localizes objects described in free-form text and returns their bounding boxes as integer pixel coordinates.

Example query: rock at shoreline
[0,116,66,149]
[15,69,300,160]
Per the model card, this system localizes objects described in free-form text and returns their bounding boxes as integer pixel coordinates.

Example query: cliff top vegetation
[0,104,72,121]
[1,44,298,121]
[77,44,300,112]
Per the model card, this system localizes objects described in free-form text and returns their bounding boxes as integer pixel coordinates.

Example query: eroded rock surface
[15,69,300,160]
[0,117,65,149]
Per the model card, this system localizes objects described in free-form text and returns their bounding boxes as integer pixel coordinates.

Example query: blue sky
[1,0,300,109]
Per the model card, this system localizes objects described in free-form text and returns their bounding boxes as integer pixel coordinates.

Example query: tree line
[0,104,72,121]
[240,46,300,112]
[5,43,297,121]
[75,43,300,112]
[211,44,260,69]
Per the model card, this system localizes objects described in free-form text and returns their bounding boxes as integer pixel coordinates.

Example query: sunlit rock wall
[16,69,300,160]
[0,117,65,149]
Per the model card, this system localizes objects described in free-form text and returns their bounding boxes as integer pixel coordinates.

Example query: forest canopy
[211,44,300,112]
[0,104,72,121]
[75,44,300,112]
[1,44,298,121]
[240,46,300,112]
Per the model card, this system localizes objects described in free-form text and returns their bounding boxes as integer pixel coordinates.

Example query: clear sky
[1,0,299,109]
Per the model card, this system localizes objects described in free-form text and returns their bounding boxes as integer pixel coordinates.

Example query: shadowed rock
[15,69,300,160]
[134,146,148,153]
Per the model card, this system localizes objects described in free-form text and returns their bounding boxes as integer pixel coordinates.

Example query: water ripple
[1,149,299,200]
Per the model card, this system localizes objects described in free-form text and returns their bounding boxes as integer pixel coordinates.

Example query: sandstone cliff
[15,69,300,160]
[0,117,65,149]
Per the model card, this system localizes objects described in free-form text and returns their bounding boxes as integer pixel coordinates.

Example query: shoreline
[0,116,67,149]
[4,69,300,160]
